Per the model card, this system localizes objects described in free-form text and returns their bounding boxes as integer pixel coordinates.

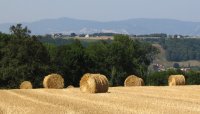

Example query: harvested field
[0,86,200,114]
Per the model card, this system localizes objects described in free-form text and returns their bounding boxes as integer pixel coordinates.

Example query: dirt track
[0,86,200,114]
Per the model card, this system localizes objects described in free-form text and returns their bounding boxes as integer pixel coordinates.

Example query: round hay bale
[43,73,64,89]
[168,75,185,86]
[20,81,32,89]
[67,85,74,88]
[124,75,144,87]
[80,73,109,93]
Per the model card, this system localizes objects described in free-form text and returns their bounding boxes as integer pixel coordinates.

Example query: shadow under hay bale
[20,81,32,89]
[168,75,185,86]
[124,75,144,87]
[80,73,109,93]
[43,73,64,89]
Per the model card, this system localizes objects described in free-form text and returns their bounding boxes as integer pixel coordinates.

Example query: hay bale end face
[20,81,32,89]
[124,75,144,87]
[168,75,185,86]
[80,73,109,93]
[43,73,64,89]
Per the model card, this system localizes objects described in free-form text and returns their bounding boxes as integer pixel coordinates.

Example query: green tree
[85,41,111,75]
[109,35,158,86]
[10,24,31,38]
[173,63,180,68]
[54,40,85,86]
[0,24,50,88]
[185,71,200,85]
[147,69,180,86]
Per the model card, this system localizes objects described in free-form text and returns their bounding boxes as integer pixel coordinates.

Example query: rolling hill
[152,43,200,68]
[1,18,200,35]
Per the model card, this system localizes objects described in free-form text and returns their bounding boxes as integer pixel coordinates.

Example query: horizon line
[1,17,200,24]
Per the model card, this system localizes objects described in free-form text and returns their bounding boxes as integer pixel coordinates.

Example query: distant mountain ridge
[0,17,200,35]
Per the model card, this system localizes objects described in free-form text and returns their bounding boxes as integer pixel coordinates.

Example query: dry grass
[0,86,200,114]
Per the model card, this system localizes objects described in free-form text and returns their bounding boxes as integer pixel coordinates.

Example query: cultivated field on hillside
[0,86,200,114]
[152,43,200,68]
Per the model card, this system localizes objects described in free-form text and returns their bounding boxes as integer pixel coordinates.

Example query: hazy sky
[0,0,200,23]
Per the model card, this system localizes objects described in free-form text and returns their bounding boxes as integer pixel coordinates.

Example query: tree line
[0,24,158,88]
[144,38,200,61]
[1,24,200,89]
[148,69,200,86]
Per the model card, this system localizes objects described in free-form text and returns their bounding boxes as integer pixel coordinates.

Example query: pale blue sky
[0,0,200,23]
